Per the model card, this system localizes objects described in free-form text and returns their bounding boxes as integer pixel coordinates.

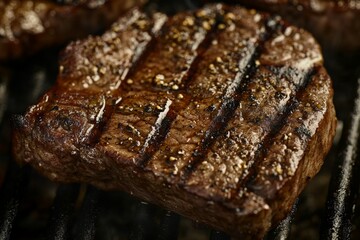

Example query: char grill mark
[98,5,219,166]
[16,9,166,167]
[185,22,323,202]
[240,25,324,195]
[185,66,300,201]
[57,10,168,146]
[145,7,272,182]
[245,67,335,224]
[122,6,218,92]
[58,9,166,94]
[99,91,175,164]
[247,68,332,197]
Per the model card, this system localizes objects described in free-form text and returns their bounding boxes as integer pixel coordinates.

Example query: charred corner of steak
[12,4,337,239]
[0,0,147,60]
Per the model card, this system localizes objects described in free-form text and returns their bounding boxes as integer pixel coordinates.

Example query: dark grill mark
[243,67,317,193]
[183,19,321,202]
[258,68,315,146]
[145,7,273,182]
[98,6,220,166]
[181,18,283,198]
[47,10,168,147]
[181,42,264,182]
[138,18,222,167]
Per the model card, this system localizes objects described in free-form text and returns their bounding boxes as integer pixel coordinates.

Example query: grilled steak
[12,4,336,239]
[203,0,360,51]
[0,0,147,60]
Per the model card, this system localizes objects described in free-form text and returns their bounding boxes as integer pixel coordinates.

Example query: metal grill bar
[0,162,28,240]
[73,186,100,240]
[46,184,80,240]
[156,211,180,240]
[129,202,156,240]
[267,200,298,240]
[321,78,360,239]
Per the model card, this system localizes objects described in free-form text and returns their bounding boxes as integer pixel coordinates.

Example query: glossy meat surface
[12,5,337,239]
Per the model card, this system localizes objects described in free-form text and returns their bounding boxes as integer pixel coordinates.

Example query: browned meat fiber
[204,0,360,51]
[12,4,337,239]
[0,0,147,60]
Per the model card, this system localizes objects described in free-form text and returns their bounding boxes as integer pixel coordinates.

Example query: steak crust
[0,0,147,60]
[12,5,337,239]
[205,0,360,51]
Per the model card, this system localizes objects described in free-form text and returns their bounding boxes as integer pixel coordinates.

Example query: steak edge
[12,4,337,239]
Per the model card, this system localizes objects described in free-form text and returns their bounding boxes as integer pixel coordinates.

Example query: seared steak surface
[12,5,336,239]
[0,0,146,60]
[206,0,360,51]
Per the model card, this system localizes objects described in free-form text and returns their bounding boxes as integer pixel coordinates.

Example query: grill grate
[73,186,100,240]
[46,184,80,240]
[0,163,28,240]
[321,78,360,240]
[156,211,181,240]
[267,200,298,240]
[0,0,360,239]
